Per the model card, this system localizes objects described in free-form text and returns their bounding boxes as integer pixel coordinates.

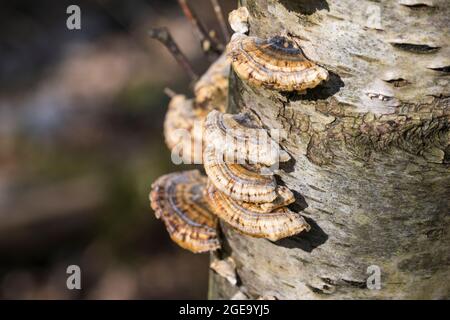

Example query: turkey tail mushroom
[206,183,310,242]
[194,53,230,112]
[204,110,290,166]
[227,33,329,92]
[163,94,205,164]
[203,146,278,203]
[150,170,220,253]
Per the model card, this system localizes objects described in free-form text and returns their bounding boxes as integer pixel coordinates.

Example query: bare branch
[148,27,198,81]
[164,87,177,98]
[177,0,223,58]
[210,0,230,42]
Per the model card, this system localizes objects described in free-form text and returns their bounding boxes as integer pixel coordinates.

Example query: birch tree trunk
[209,0,449,299]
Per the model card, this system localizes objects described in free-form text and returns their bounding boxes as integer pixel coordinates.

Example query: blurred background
[0,0,234,299]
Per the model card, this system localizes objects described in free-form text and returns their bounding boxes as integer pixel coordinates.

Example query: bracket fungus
[194,53,230,112]
[150,170,220,253]
[204,146,278,203]
[164,94,205,164]
[150,10,312,252]
[164,52,231,164]
[227,33,329,92]
[259,185,295,212]
[206,183,310,242]
[204,110,290,166]
[204,146,295,207]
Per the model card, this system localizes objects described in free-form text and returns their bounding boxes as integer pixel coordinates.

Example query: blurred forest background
[0,0,234,299]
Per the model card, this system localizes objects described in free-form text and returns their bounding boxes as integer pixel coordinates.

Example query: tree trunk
[209,0,449,299]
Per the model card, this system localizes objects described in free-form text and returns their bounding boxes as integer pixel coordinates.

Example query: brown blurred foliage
[0,0,233,299]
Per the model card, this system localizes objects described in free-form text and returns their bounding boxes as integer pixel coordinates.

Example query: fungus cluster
[149,5,330,253]
[202,109,310,241]
[163,54,229,164]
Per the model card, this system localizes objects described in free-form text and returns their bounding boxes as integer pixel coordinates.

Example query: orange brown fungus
[153,27,311,248]
[259,185,295,212]
[164,54,230,164]
[227,33,329,92]
[150,170,220,253]
[204,146,295,208]
[203,146,278,203]
[194,53,230,112]
[163,94,204,164]
[206,183,310,241]
[204,110,290,166]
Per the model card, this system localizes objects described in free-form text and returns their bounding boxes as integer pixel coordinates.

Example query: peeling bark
[209,0,449,299]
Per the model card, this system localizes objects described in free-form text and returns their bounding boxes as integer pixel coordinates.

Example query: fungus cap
[227,33,329,92]
[150,170,220,253]
[206,183,310,241]
[194,53,230,112]
[203,146,278,203]
[259,185,295,212]
[163,94,205,164]
[204,110,290,166]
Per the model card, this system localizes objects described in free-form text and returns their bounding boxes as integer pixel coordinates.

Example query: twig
[164,87,177,98]
[148,27,198,81]
[210,0,230,42]
[177,0,223,58]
